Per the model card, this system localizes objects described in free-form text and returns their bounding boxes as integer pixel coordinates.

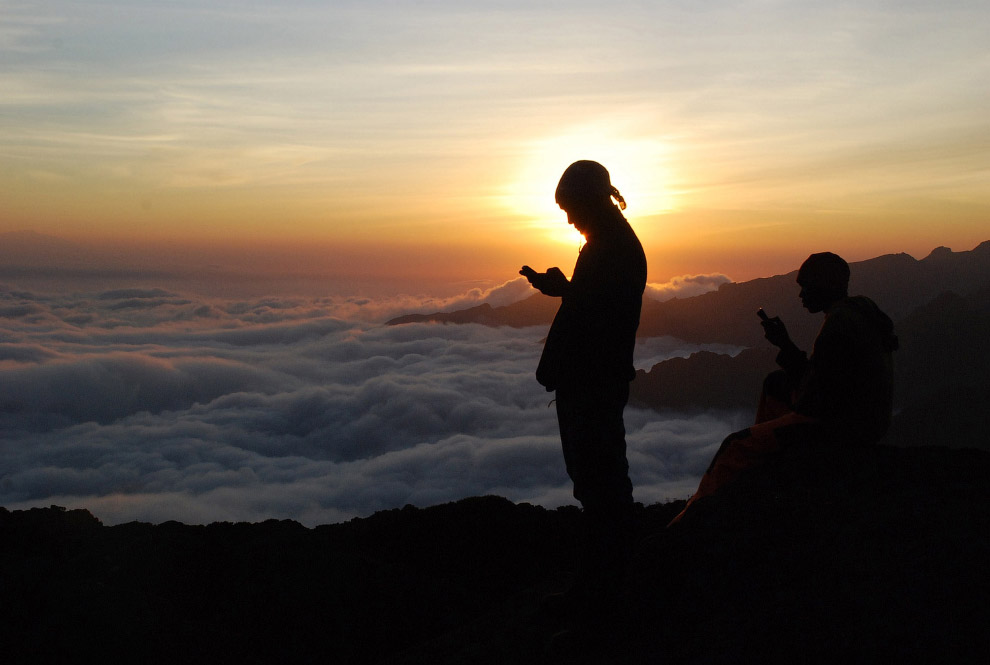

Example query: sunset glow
[1,1,987,290]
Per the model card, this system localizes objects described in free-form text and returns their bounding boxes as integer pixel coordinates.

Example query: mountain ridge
[388,240,990,350]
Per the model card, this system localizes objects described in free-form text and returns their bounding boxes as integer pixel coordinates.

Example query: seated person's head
[797,252,849,312]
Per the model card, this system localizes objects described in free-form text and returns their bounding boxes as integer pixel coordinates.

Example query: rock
[1,445,988,664]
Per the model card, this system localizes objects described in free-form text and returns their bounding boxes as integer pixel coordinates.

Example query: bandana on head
[555,160,626,210]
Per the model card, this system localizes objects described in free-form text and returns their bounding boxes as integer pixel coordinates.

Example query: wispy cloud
[5,1,987,230]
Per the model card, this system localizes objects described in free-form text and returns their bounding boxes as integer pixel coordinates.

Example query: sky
[2,0,988,291]
[0,284,748,525]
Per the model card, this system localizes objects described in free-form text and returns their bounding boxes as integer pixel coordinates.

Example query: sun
[500,122,676,247]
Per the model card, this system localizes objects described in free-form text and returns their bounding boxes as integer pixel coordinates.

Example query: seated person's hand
[761,316,792,348]
[519,266,570,297]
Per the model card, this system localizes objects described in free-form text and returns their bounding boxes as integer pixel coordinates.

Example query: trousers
[555,381,634,513]
[668,371,822,526]
[555,381,636,595]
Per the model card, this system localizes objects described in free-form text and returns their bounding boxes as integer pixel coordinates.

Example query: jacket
[536,210,647,391]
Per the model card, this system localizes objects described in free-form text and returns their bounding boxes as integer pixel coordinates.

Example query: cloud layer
[645,273,731,302]
[1,282,745,525]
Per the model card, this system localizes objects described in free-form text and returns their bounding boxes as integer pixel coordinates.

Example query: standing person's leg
[556,382,635,599]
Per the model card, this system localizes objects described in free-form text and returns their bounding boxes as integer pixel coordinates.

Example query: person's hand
[519,265,570,297]
[761,316,792,349]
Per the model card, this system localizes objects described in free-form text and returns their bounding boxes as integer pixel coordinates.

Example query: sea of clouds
[0,275,746,526]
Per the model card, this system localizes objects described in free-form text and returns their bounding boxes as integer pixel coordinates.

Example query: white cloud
[0,282,741,525]
[319,276,535,323]
[645,273,731,302]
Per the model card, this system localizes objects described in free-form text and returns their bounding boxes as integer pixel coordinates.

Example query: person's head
[796,252,849,312]
[554,160,626,236]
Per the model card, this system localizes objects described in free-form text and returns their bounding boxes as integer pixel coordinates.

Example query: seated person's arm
[763,316,807,377]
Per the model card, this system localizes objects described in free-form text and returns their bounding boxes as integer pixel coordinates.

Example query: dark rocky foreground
[3,444,989,665]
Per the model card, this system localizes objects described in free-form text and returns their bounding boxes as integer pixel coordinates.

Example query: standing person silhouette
[521,160,647,616]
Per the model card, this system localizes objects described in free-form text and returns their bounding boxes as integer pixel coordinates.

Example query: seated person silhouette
[669,252,898,525]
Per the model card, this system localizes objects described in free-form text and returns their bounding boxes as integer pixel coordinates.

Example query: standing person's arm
[520,266,571,297]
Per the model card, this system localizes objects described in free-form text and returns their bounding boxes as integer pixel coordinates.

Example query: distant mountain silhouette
[386,240,990,451]
[388,241,990,351]
[386,292,560,327]
[3,443,989,664]
[640,242,989,348]
[386,240,990,450]
[884,286,990,450]
[629,347,777,412]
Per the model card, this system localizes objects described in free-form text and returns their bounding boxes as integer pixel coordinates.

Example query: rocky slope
[3,444,988,664]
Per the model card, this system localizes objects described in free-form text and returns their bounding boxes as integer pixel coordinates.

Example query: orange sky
[2,2,988,291]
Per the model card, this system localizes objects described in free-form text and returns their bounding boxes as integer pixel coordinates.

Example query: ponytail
[610,186,626,211]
